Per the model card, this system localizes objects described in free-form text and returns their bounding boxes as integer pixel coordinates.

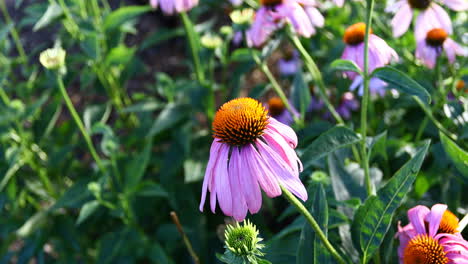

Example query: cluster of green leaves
[0,0,466,263]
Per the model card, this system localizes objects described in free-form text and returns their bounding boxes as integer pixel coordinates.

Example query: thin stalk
[289,33,344,124]
[57,0,81,38]
[0,0,27,63]
[360,0,375,196]
[180,12,205,84]
[252,53,302,126]
[170,211,200,264]
[413,96,457,141]
[281,185,346,264]
[56,74,106,173]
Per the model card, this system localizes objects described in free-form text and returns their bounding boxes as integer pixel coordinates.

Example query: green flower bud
[201,34,223,49]
[224,220,265,257]
[230,8,254,26]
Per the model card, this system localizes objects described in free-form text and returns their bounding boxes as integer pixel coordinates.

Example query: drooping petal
[245,143,282,197]
[277,2,315,37]
[443,0,468,11]
[256,140,307,201]
[304,7,324,28]
[407,205,430,235]
[391,3,413,37]
[240,146,263,214]
[199,140,223,211]
[266,117,298,148]
[228,147,248,221]
[426,204,447,237]
[212,144,232,215]
[444,38,466,64]
[247,8,278,47]
[263,129,301,175]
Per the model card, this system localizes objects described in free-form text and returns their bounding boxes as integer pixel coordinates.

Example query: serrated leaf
[76,200,100,225]
[103,6,151,32]
[297,183,331,264]
[301,126,361,170]
[358,141,430,263]
[33,3,63,31]
[330,59,362,74]
[440,132,468,178]
[371,66,431,104]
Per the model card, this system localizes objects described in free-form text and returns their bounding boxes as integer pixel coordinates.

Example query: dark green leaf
[125,138,153,190]
[230,48,260,62]
[103,6,151,32]
[148,103,188,137]
[291,71,311,117]
[440,132,468,178]
[301,126,361,170]
[371,67,431,104]
[358,141,430,263]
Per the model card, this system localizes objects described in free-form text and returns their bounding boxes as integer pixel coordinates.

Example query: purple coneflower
[149,0,198,15]
[349,76,388,97]
[386,0,467,38]
[416,28,465,69]
[267,97,299,125]
[396,204,468,264]
[247,0,324,47]
[199,98,307,221]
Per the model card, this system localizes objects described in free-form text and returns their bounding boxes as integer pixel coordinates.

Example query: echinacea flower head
[386,0,467,38]
[224,220,265,257]
[199,97,307,221]
[149,0,198,15]
[341,23,399,80]
[267,97,299,125]
[246,0,324,47]
[396,204,468,264]
[416,28,465,69]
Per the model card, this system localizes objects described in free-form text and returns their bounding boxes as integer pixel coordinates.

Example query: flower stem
[413,96,457,141]
[0,0,27,64]
[180,12,205,84]
[280,185,346,264]
[361,0,375,196]
[288,33,344,124]
[56,74,106,173]
[170,211,200,264]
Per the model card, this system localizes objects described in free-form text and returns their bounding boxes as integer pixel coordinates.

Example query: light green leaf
[440,132,468,178]
[301,126,361,170]
[148,103,188,137]
[291,71,311,117]
[371,66,431,104]
[33,3,63,31]
[358,141,430,263]
[103,6,151,32]
[76,200,100,225]
[330,59,362,74]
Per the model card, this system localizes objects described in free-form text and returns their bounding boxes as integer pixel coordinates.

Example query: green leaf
[371,66,431,104]
[16,210,48,238]
[33,3,63,31]
[358,141,430,263]
[148,103,188,137]
[136,182,168,198]
[140,28,185,50]
[297,183,331,264]
[291,71,311,117]
[121,100,163,113]
[80,32,100,60]
[330,59,362,74]
[301,126,361,170]
[230,48,260,62]
[103,6,151,32]
[0,23,13,42]
[367,131,387,160]
[124,138,153,190]
[105,45,136,67]
[440,132,468,178]
[183,159,205,183]
[76,200,100,225]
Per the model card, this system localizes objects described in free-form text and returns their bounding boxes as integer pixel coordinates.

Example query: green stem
[0,0,27,63]
[180,12,205,84]
[56,74,106,173]
[289,33,344,124]
[57,0,81,38]
[252,53,302,126]
[361,0,375,196]
[280,185,346,264]
[413,96,457,141]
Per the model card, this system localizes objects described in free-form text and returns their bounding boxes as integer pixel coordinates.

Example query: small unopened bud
[201,34,223,49]
[229,8,254,26]
[222,220,265,261]
[39,47,66,70]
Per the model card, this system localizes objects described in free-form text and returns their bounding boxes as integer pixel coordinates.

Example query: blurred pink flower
[341,23,398,80]
[336,92,359,119]
[149,0,198,15]
[247,0,324,47]
[386,0,467,38]
[267,97,300,125]
[349,76,388,97]
[333,0,345,7]
[416,28,465,69]
[396,204,468,264]
[199,98,307,221]
[277,49,301,76]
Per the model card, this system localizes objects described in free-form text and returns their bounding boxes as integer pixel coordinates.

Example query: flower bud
[39,47,66,70]
[201,34,223,49]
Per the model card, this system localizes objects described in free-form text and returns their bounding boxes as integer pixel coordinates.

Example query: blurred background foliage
[0,0,467,263]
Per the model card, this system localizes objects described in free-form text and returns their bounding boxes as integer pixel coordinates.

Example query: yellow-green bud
[201,34,223,49]
[39,47,66,70]
[230,8,254,25]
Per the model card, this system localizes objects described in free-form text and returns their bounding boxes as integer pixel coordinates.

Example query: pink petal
[443,0,468,11]
[150,0,158,8]
[256,140,308,201]
[266,117,298,148]
[263,129,301,176]
[213,144,232,215]
[391,3,413,37]
[240,146,262,213]
[304,7,324,28]
[426,204,447,237]
[407,205,430,235]
[277,2,315,37]
[228,147,248,221]
[199,140,222,211]
[245,143,282,197]
[444,38,465,64]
